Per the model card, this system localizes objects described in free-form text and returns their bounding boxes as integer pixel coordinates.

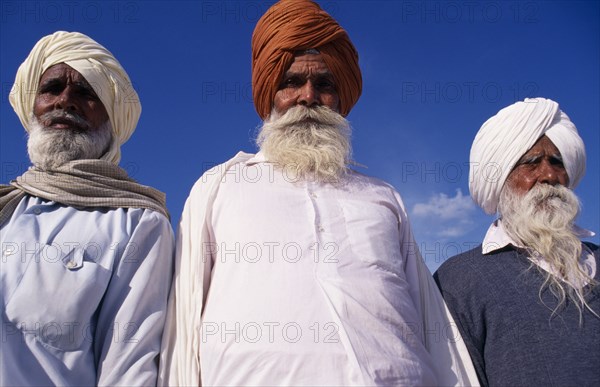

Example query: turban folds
[9,31,141,164]
[252,0,362,119]
[469,97,586,214]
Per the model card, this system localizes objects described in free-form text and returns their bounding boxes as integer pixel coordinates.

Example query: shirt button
[318,225,325,232]
[66,261,77,269]
[33,208,42,215]
[310,191,317,198]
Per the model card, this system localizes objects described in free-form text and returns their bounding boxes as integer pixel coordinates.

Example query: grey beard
[256,105,352,183]
[27,115,113,170]
[498,183,597,318]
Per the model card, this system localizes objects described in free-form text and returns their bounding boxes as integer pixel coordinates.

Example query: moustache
[530,184,569,203]
[38,110,91,131]
[274,106,346,128]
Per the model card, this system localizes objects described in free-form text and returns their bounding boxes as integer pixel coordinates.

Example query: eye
[281,76,302,89]
[316,78,335,91]
[549,155,565,167]
[38,81,63,95]
[75,84,100,99]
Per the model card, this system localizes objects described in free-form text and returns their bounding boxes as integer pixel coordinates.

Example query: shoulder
[347,169,396,190]
[108,207,174,243]
[436,245,481,275]
[346,171,412,220]
[138,208,173,229]
[434,245,488,294]
[123,209,174,247]
[188,151,254,197]
[347,170,405,202]
[435,245,518,296]
[438,244,521,274]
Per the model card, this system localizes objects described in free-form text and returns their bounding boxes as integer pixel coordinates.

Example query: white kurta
[1,195,174,386]
[160,152,478,386]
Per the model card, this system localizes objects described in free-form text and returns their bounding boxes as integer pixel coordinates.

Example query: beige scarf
[0,159,168,226]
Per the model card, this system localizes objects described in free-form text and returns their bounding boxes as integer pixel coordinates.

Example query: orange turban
[252,0,362,119]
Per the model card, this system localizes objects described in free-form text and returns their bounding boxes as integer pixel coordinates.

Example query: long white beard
[498,183,597,318]
[256,105,352,183]
[27,113,112,170]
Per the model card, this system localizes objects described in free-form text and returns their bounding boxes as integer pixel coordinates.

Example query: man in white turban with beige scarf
[435,97,599,386]
[0,31,174,385]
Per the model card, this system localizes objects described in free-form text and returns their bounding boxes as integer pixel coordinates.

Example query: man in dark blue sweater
[435,98,599,386]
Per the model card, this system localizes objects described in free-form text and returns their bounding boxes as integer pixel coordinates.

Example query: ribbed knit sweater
[434,243,600,386]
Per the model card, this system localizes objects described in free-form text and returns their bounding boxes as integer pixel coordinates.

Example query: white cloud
[412,189,476,221]
[408,189,491,272]
[439,226,470,238]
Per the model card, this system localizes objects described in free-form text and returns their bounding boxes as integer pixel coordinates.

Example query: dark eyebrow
[316,73,335,82]
[282,71,300,79]
[72,81,95,91]
[38,77,63,88]
[516,152,563,165]
[283,69,334,78]
[38,77,98,97]
[518,154,540,163]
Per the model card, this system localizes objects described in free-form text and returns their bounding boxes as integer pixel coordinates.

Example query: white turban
[9,31,141,164]
[469,97,586,214]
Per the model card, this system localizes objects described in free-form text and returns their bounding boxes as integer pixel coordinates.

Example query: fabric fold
[0,159,168,226]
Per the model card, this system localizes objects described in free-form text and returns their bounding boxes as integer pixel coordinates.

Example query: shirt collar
[245,151,267,166]
[482,218,595,255]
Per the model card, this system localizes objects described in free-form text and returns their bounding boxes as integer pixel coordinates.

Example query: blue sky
[1,0,598,272]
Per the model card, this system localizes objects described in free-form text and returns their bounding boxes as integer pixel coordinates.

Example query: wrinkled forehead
[520,135,562,159]
[285,52,332,75]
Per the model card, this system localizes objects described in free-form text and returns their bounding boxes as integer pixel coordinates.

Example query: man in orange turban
[160,1,477,385]
[251,0,362,119]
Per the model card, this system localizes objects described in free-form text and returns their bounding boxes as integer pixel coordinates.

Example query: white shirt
[1,195,174,386]
[159,152,478,386]
[482,219,596,284]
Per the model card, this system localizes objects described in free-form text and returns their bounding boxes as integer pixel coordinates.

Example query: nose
[54,86,79,112]
[297,81,320,108]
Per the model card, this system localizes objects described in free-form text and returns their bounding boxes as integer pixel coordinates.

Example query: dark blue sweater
[434,243,600,387]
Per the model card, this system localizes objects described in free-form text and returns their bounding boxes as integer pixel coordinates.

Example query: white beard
[256,105,352,183]
[498,183,597,318]
[27,114,112,170]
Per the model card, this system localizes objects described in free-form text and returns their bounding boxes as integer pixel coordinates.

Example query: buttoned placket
[306,180,346,278]
[306,180,324,236]
[2,244,16,258]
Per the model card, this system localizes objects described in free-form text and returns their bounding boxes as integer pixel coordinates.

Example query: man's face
[504,135,570,195]
[33,63,109,131]
[273,53,340,115]
[498,135,583,300]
